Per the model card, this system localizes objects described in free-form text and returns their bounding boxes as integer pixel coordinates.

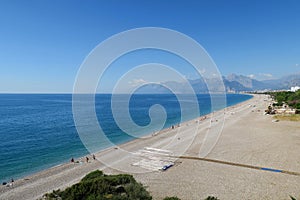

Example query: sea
[0,93,252,183]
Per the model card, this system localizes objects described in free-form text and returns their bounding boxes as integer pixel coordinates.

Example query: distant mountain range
[138,72,300,93]
[224,73,300,92]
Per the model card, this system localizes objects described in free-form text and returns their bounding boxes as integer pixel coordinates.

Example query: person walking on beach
[86,156,89,163]
[92,154,96,160]
[10,178,14,187]
[71,157,74,163]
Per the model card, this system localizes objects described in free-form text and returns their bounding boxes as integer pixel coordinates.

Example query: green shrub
[81,170,103,182]
[269,91,300,109]
[290,196,297,200]
[205,196,219,200]
[43,170,152,200]
[125,182,152,200]
[163,197,181,200]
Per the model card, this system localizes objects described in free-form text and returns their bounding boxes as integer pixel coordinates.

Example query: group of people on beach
[3,154,98,188]
[171,123,180,129]
[2,178,14,187]
[199,116,207,121]
[70,154,96,164]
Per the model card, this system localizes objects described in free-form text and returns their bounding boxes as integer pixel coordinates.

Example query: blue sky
[0,0,300,93]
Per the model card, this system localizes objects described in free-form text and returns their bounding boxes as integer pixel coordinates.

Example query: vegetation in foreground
[163,197,181,200]
[42,170,299,199]
[42,170,221,200]
[43,170,151,200]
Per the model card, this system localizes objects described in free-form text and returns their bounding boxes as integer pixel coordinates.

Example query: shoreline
[0,94,256,199]
[0,95,255,197]
[1,94,253,184]
[4,94,299,199]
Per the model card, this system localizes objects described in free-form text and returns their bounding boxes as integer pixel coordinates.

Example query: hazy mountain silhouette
[136,72,300,93]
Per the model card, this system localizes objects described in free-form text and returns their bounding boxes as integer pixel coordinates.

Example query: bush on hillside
[205,196,219,200]
[43,170,224,200]
[43,170,152,200]
[163,197,181,200]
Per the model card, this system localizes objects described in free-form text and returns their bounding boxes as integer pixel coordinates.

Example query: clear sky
[1,0,300,93]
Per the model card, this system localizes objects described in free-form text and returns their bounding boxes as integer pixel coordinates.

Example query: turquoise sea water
[0,93,252,183]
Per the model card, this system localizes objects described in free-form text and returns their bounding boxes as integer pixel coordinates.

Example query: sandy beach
[1,94,300,200]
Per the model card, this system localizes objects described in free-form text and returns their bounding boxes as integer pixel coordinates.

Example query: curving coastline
[1,94,300,200]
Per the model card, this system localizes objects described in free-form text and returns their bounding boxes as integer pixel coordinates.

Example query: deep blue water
[0,93,252,183]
